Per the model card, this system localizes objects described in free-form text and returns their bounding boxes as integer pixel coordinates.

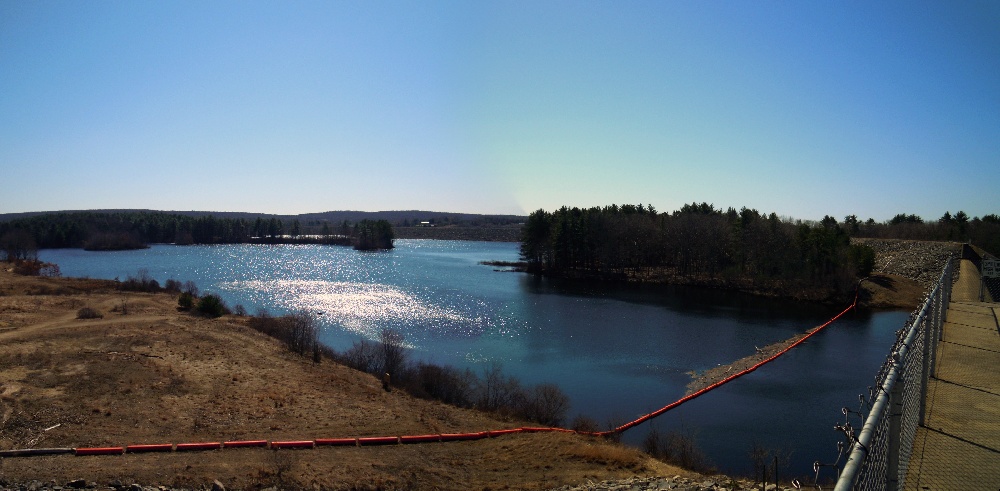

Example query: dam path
[904,258,1000,490]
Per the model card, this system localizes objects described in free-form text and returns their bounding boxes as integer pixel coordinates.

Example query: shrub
[196,293,230,318]
[516,383,570,427]
[405,363,476,406]
[40,263,61,277]
[11,260,59,277]
[340,338,380,374]
[641,426,714,473]
[112,296,130,315]
[379,328,407,377]
[474,363,522,413]
[178,292,194,310]
[246,310,318,357]
[284,311,318,356]
[118,269,161,292]
[570,415,601,433]
[76,307,103,319]
[182,280,199,297]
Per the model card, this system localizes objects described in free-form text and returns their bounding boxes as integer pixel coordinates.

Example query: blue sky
[2,1,998,221]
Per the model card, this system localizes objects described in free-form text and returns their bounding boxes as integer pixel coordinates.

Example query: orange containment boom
[439,432,488,442]
[222,440,268,448]
[399,434,441,444]
[175,442,223,452]
[357,436,399,446]
[125,444,173,453]
[75,447,125,456]
[315,438,357,446]
[270,440,315,450]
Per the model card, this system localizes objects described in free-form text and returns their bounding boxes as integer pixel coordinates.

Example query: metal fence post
[919,311,932,428]
[887,368,904,491]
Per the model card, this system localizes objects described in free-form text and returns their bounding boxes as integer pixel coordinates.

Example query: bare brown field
[0,268,689,489]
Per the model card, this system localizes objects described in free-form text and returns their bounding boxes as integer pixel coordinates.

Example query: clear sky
[2,1,998,221]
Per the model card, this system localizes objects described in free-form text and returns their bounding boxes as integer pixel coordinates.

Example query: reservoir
[40,240,907,477]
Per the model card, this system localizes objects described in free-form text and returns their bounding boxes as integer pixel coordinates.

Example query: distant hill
[296,210,526,226]
[0,209,527,226]
[0,209,281,222]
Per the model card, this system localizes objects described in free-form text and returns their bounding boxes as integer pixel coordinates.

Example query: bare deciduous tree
[379,328,407,379]
[0,230,37,262]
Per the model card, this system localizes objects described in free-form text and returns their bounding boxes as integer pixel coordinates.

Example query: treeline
[521,203,1000,299]
[0,211,394,253]
[521,203,876,298]
[850,211,1000,255]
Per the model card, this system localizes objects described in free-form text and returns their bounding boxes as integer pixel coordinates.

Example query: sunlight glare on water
[202,241,528,349]
[219,279,473,340]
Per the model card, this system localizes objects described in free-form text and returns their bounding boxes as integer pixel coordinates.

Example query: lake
[39,240,907,477]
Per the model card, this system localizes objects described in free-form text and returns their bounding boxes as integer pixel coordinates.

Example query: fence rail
[821,258,954,491]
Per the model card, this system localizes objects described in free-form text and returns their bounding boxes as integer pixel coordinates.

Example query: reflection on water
[40,240,907,476]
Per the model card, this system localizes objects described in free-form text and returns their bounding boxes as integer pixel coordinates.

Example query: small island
[351,219,395,250]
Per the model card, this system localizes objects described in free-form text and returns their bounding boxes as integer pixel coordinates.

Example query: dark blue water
[39,240,906,476]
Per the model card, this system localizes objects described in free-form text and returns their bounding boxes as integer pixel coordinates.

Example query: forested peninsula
[518,203,999,303]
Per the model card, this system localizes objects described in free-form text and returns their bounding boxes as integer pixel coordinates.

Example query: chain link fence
[809,258,954,491]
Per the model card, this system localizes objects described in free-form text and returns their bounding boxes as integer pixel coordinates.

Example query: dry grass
[0,268,688,489]
[857,273,927,309]
[567,442,649,470]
